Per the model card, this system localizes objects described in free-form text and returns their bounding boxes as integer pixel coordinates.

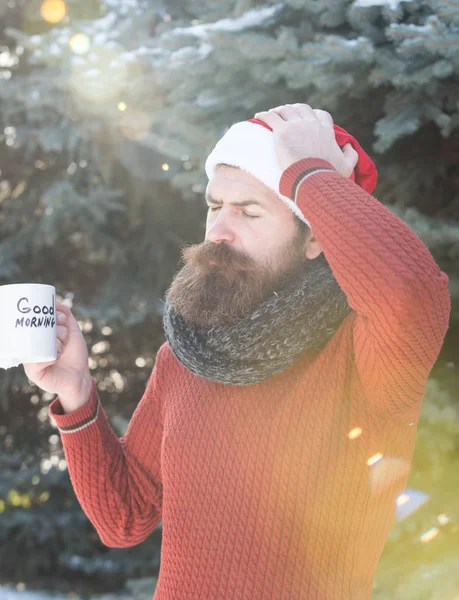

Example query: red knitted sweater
[49,158,451,600]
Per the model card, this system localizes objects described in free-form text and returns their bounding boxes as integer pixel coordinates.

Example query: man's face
[165,165,322,328]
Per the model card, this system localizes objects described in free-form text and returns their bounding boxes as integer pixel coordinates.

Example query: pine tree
[0,0,458,594]
[3,0,458,320]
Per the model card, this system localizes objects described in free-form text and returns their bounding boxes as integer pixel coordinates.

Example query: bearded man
[40,104,450,600]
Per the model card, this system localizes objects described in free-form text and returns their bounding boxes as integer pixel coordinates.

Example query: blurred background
[0,0,458,598]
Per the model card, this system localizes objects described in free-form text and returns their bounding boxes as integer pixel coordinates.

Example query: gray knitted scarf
[163,254,352,385]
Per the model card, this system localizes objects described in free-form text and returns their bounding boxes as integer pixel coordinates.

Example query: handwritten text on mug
[15,294,55,328]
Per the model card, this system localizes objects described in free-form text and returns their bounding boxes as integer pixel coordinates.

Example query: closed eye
[208,206,259,220]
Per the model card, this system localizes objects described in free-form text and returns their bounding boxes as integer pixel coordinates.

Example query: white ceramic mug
[0,283,57,370]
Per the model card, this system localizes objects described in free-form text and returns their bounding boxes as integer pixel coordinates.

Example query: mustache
[181,241,256,273]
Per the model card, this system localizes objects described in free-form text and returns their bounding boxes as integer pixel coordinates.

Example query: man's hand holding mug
[23,300,93,413]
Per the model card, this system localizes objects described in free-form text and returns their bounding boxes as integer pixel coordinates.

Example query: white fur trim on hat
[204,121,311,227]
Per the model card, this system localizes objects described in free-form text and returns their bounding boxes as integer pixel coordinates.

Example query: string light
[162,163,170,171]
[117,101,127,111]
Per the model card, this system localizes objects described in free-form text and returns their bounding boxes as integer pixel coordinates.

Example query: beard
[165,227,312,329]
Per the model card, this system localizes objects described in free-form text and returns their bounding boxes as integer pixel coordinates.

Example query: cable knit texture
[49,158,451,600]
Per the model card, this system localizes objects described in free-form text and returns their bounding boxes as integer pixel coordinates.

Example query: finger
[56,303,73,320]
[253,110,285,129]
[267,105,301,121]
[56,300,71,311]
[343,143,359,169]
[56,324,68,341]
[313,109,334,129]
[57,338,64,355]
[56,305,69,318]
[291,103,316,120]
[57,311,67,323]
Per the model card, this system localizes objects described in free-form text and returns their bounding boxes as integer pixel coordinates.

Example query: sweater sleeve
[279,158,451,419]
[48,343,168,548]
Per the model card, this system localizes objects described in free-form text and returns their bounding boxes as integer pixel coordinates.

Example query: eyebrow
[205,193,265,208]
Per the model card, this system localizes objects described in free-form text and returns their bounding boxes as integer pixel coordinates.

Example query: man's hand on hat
[253,104,359,177]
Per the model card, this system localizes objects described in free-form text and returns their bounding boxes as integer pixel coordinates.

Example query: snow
[197,43,213,58]
[0,589,127,600]
[196,90,220,107]
[388,17,435,34]
[93,32,109,45]
[102,0,147,17]
[354,0,413,8]
[92,11,117,32]
[103,0,144,9]
[0,50,19,67]
[169,3,283,39]
[169,46,195,61]
[85,68,102,77]
[169,43,212,64]
[340,36,368,47]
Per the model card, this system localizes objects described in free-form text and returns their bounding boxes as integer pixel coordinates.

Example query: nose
[206,209,236,244]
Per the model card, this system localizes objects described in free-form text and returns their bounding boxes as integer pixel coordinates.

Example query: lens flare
[366,452,383,466]
[368,456,410,496]
[70,47,128,103]
[347,427,362,440]
[396,493,409,506]
[40,0,66,24]
[69,33,91,55]
[395,488,429,521]
[120,109,152,140]
[420,527,439,544]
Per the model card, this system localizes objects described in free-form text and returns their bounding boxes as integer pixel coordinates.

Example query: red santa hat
[205,118,378,228]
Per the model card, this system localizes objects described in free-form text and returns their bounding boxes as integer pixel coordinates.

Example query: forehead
[206,165,281,209]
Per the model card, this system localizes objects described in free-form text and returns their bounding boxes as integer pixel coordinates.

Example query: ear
[305,231,323,259]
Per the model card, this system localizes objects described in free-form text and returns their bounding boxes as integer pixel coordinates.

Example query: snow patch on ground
[354,0,413,8]
[0,587,128,600]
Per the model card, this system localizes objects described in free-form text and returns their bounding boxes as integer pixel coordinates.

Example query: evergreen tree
[0,0,458,595]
